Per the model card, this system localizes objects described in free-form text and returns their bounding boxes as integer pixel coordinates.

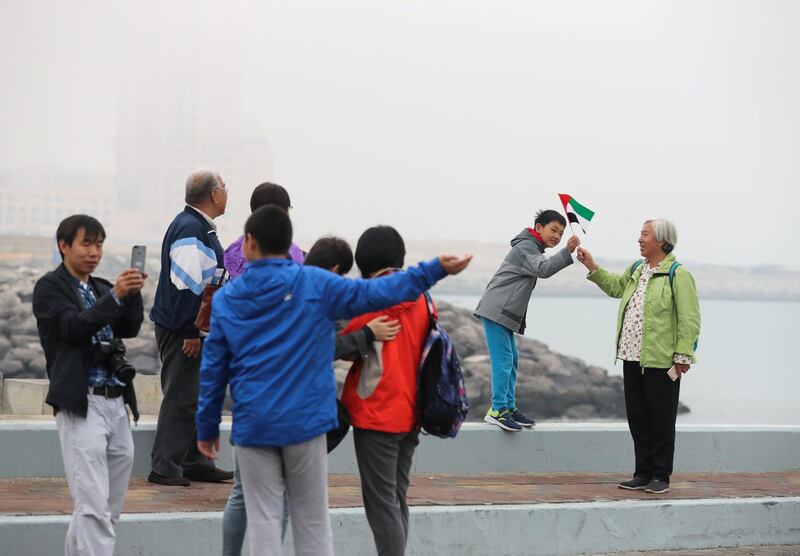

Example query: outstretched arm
[519,236,578,278]
[322,255,471,322]
[578,247,631,299]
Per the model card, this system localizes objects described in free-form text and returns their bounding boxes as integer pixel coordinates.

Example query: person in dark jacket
[149,169,233,486]
[32,214,146,556]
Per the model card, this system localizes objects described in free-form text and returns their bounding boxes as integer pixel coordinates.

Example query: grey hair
[185,169,221,205]
[645,218,678,254]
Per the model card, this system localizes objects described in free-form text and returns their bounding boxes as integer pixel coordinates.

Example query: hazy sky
[1,1,798,267]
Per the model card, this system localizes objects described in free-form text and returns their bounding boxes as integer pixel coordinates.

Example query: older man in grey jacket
[475,210,579,431]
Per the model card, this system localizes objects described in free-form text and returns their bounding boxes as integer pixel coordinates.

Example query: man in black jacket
[32,215,146,556]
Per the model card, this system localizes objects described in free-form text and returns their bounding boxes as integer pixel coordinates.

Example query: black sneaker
[644,479,670,494]
[148,471,190,487]
[618,476,650,490]
[183,467,234,483]
[484,409,523,432]
[509,409,536,428]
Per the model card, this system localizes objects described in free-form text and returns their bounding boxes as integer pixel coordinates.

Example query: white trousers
[56,394,134,556]
[237,434,333,556]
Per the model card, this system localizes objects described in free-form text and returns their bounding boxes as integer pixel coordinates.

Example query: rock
[14,279,37,303]
[3,315,37,336]
[8,347,41,365]
[587,365,610,383]
[0,290,22,319]
[565,404,598,419]
[0,359,25,378]
[10,334,40,349]
[25,356,47,378]
[0,337,11,359]
[13,304,32,318]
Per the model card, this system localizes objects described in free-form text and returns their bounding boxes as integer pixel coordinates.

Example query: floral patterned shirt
[617,264,691,365]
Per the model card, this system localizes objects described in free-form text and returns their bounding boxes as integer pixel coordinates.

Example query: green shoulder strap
[668,261,682,288]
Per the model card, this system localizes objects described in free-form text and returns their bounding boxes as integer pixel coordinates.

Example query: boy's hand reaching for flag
[567,236,581,253]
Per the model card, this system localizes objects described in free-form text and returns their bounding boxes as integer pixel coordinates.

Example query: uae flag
[558,194,595,234]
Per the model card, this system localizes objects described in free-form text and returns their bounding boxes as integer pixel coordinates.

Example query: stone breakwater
[0,261,161,382]
[0,260,687,419]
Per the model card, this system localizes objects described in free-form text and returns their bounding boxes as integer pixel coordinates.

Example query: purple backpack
[416,292,469,438]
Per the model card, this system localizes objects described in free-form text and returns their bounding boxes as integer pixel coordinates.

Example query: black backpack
[416,292,469,438]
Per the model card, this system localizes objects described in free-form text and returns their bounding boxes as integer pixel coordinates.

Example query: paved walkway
[2,471,798,516]
[601,547,800,556]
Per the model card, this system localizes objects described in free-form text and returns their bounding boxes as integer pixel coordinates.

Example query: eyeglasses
[213,186,229,195]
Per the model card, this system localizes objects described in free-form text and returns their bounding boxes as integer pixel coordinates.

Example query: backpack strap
[422,291,437,330]
[665,261,697,351]
[632,259,681,289]
[668,261,682,289]
[629,259,644,278]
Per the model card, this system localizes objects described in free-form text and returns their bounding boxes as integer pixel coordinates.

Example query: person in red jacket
[341,225,433,556]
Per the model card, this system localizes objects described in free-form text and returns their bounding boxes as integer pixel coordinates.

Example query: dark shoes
[618,476,650,490]
[644,479,670,494]
[484,408,523,432]
[618,476,670,493]
[184,467,234,483]
[148,471,190,487]
[148,468,233,486]
[509,408,536,428]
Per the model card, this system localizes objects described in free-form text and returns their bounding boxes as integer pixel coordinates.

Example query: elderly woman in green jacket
[576,219,700,494]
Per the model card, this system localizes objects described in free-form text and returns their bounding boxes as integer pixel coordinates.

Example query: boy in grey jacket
[474,210,580,431]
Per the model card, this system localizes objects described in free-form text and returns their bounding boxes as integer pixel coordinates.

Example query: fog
[1,0,798,267]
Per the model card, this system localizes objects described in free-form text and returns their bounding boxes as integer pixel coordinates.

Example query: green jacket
[587,253,701,369]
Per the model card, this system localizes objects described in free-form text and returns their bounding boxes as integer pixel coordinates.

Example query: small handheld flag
[558,194,595,234]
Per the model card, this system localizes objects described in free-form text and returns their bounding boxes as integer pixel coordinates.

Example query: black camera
[91,338,136,384]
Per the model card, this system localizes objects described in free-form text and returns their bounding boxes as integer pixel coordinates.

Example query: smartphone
[131,245,147,274]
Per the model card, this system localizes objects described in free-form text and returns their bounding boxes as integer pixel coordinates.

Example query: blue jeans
[482,317,519,412]
[222,457,289,556]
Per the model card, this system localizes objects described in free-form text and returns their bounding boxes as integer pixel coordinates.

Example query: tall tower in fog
[114,3,272,242]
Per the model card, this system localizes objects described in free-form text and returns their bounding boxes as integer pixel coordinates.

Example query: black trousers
[353,428,420,556]
[623,360,681,483]
[151,325,213,478]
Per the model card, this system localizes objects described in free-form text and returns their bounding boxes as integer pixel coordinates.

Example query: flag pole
[558,193,578,237]
[558,193,586,252]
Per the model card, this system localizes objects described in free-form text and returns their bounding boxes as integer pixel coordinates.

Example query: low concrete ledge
[0,375,163,416]
[0,378,51,415]
[1,422,798,479]
[2,497,799,556]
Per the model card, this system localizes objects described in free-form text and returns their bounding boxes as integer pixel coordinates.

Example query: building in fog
[114,3,273,243]
[0,165,114,238]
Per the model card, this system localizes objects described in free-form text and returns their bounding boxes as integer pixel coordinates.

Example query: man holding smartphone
[32,215,146,556]
[148,169,233,486]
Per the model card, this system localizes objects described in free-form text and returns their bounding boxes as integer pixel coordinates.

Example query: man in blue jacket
[196,206,471,556]
[149,169,233,486]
